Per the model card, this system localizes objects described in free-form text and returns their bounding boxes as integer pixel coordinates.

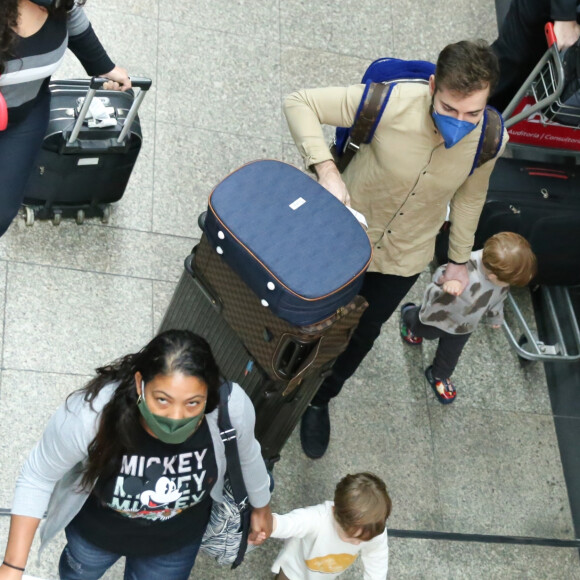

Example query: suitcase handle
[89,76,153,91]
[274,335,320,382]
[67,76,152,145]
[184,253,223,313]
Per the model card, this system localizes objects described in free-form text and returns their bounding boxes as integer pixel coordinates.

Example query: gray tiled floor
[1,0,578,579]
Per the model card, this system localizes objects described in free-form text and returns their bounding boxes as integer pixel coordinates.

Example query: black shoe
[300,404,330,459]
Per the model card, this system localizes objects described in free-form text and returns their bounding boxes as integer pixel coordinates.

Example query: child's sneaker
[400,303,423,345]
[425,366,456,404]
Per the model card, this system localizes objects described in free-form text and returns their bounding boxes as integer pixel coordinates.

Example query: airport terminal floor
[0,0,579,578]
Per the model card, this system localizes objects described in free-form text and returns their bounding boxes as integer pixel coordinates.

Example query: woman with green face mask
[1,330,272,580]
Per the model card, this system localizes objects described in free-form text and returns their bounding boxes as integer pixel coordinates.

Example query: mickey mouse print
[97,427,218,523]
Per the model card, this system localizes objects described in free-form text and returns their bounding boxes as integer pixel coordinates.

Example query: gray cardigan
[11,382,271,557]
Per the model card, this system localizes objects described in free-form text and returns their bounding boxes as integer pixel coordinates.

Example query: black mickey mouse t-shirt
[72,418,218,556]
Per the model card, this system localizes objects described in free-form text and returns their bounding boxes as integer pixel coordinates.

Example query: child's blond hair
[333,472,391,541]
[482,232,537,287]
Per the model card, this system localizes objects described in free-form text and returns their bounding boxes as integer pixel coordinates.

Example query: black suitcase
[475,157,580,286]
[159,242,365,465]
[436,157,580,286]
[22,76,152,225]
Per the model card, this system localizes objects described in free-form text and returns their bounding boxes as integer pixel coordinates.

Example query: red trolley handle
[545,22,557,48]
[0,90,7,131]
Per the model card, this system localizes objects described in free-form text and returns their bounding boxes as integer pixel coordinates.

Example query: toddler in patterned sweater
[400,232,537,403]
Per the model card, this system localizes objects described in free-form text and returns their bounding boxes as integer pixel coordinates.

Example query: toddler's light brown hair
[482,232,537,287]
[333,472,392,541]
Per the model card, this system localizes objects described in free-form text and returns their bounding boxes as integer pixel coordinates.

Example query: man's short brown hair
[333,472,392,541]
[435,39,500,96]
[482,232,537,287]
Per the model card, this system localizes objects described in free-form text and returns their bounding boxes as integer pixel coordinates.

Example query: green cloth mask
[137,381,205,444]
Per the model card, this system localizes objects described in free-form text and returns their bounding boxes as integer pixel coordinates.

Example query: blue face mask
[431,109,477,149]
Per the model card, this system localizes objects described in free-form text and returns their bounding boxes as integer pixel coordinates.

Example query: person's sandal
[425,366,457,404]
[400,302,423,345]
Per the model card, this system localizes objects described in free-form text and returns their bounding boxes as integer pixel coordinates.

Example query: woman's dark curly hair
[1,0,86,75]
[74,330,222,491]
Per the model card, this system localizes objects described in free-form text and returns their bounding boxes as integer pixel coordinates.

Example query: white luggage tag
[347,206,368,228]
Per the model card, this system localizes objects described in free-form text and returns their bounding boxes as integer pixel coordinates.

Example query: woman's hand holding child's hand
[248,505,273,545]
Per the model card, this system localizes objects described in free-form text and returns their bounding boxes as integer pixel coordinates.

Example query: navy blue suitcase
[203,160,372,326]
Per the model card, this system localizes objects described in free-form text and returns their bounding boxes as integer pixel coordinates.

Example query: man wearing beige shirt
[285,40,508,459]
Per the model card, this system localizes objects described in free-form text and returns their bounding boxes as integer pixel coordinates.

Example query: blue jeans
[58,523,202,580]
[0,90,50,237]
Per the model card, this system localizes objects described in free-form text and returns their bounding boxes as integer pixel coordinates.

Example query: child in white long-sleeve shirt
[269,472,391,579]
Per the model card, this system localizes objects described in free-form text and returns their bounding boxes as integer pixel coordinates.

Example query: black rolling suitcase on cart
[22,76,152,225]
[474,157,580,286]
[435,157,580,286]
[160,235,367,464]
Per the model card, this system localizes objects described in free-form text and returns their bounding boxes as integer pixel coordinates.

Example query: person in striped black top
[0,0,130,237]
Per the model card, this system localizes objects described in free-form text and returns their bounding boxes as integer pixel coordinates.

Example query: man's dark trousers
[310,271,420,406]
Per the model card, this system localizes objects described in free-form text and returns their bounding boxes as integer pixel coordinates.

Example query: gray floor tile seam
[85,6,158,25]
[277,0,285,151]
[0,256,191,286]
[81,220,198,241]
[425,400,557,419]
[0,367,92,380]
[153,119,285,149]
[388,0,395,55]
[279,40,388,63]
[423,368,447,533]
[416,336,553,417]
[150,7,161,235]
[0,261,8,372]
[155,18,280,45]
[7,220,198,241]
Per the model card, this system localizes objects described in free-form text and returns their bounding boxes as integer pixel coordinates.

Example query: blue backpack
[332,57,504,174]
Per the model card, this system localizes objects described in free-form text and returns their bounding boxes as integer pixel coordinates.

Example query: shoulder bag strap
[218,381,249,509]
[217,381,252,569]
[335,81,394,172]
[470,106,504,175]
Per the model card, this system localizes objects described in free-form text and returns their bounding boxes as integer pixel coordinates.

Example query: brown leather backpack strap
[476,106,504,169]
[334,82,392,172]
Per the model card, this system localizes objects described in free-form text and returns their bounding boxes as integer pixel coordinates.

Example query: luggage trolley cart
[497,22,580,363]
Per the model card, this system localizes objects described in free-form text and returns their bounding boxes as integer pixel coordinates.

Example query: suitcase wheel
[52,212,62,226]
[101,205,111,225]
[24,207,35,227]
[76,209,85,225]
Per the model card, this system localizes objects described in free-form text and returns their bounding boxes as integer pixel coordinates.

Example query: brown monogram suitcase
[159,235,367,464]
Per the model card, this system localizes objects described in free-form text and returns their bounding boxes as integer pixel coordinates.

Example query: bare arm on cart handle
[553,20,580,50]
